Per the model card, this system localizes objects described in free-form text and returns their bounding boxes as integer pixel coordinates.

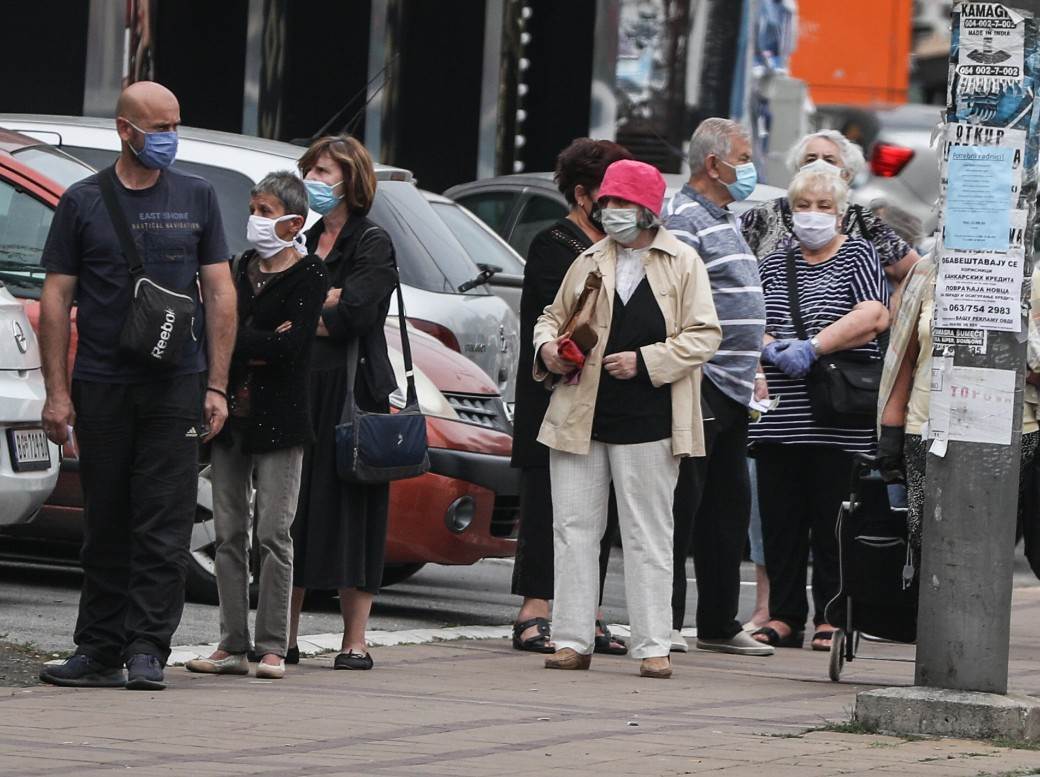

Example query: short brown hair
[554,138,633,206]
[297,134,377,216]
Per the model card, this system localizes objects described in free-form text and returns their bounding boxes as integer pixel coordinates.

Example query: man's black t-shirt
[41,167,230,383]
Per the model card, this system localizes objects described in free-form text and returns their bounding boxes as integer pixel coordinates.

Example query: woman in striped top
[749,169,889,652]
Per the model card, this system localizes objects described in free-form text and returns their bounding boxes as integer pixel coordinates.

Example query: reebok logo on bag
[151,308,177,359]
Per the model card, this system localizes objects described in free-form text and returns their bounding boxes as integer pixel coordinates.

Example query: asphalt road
[3,550,1039,655]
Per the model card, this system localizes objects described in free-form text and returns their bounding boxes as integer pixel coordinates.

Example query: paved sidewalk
[5,589,1040,776]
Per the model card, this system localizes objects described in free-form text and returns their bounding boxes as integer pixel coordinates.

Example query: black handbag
[785,247,881,427]
[335,280,430,483]
[99,167,197,369]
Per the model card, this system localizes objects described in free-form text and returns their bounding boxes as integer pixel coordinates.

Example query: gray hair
[688,118,750,176]
[787,169,849,215]
[250,171,309,218]
[786,129,866,179]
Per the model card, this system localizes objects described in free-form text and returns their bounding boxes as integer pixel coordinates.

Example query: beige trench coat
[532,228,722,458]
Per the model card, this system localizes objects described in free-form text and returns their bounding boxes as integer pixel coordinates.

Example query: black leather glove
[877,425,906,484]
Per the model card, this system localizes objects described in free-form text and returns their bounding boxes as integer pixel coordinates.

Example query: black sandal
[811,630,835,652]
[512,617,553,653]
[594,620,627,655]
[751,626,805,649]
[334,650,373,670]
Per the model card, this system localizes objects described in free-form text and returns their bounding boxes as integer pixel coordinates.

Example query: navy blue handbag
[335,281,430,483]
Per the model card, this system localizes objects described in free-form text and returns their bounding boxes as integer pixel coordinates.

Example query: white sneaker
[697,630,774,656]
[670,629,689,653]
[184,654,249,675]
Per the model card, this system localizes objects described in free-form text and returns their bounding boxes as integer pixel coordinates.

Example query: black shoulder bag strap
[98,166,145,277]
[340,228,419,425]
[784,245,809,341]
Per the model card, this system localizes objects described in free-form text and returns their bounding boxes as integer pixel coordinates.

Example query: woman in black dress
[511,138,632,653]
[288,135,398,670]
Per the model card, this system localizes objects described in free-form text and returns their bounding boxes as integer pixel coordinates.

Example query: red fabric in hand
[558,337,586,369]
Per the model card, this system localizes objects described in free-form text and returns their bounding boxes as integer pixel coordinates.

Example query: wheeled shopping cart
[824,455,917,681]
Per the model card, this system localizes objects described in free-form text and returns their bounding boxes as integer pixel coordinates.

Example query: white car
[0,282,58,525]
[0,114,520,403]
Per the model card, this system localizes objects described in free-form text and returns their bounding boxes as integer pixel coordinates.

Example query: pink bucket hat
[596,159,667,217]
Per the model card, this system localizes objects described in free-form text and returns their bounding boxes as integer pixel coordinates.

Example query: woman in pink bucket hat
[532,159,722,679]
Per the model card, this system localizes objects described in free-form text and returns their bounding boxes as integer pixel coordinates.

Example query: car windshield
[370,181,485,294]
[11,146,94,188]
[429,201,524,275]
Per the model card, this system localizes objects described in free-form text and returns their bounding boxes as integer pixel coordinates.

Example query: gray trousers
[211,437,304,657]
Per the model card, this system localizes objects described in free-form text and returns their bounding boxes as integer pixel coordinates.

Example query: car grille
[442,392,512,434]
[491,494,520,538]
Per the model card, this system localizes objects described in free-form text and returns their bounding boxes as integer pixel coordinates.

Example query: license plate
[8,427,50,472]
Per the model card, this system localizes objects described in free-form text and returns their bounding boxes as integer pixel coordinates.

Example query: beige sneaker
[185,653,249,675]
[255,658,285,679]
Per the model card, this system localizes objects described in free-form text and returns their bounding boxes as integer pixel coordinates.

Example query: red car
[0,129,518,601]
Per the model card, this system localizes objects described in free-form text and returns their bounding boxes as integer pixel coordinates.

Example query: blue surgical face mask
[305,179,344,215]
[126,120,178,170]
[718,158,758,202]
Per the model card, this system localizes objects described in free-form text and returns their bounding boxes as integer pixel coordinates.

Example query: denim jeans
[211,436,304,657]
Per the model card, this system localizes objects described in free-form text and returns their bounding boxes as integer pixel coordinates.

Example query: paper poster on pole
[933,327,989,355]
[928,357,1016,446]
[935,250,1024,331]
[953,3,1026,95]
[939,123,1025,201]
[944,145,1015,249]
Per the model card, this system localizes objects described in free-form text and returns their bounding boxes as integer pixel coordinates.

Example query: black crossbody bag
[785,247,881,427]
[334,229,429,483]
[98,167,197,369]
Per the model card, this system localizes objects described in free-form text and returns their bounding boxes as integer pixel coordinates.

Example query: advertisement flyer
[954,3,1026,94]
[928,359,1016,446]
[935,249,1024,331]
[944,145,1015,250]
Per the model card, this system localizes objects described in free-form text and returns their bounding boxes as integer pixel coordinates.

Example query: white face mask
[792,210,838,250]
[800,158,845,179]
[600,207,643,245]
[246,214,305,259]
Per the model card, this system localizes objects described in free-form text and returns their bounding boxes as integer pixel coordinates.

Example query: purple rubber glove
[761,339,786,365]
[772,339,818,379]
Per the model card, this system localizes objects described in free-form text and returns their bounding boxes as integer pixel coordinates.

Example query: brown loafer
[639,656,672,679]
[544,648,591,670]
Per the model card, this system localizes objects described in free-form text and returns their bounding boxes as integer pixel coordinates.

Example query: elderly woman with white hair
[741,129,920,284]
[747,168,889,653]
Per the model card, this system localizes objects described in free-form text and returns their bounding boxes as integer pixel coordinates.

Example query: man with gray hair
[663,117,771,656]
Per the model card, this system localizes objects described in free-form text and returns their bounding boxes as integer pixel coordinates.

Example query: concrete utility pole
[859,1,1040,741]
[915,0,1039,696]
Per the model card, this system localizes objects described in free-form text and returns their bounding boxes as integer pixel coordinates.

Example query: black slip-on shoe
[125,654,166,691]
[39,654,126,688]
[333,651,373,670]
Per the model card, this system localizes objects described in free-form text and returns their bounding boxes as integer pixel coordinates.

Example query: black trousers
[671,379,751,637]
[71,374,203,666]
[511,466,618,603]
[754,443,854,632]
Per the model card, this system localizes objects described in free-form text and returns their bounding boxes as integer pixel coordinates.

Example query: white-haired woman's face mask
[799,137,848,180]
[791,188,841,250]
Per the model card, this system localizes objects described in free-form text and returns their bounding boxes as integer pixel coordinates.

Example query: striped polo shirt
[663,184,766,405]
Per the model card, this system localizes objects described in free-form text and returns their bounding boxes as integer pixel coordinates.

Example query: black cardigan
[307,214,399,407]
[222,251,328,453]
[511,218,593,468]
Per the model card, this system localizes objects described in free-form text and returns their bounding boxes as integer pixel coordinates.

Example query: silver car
[0,283,59,526]
[0,114,519,403]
